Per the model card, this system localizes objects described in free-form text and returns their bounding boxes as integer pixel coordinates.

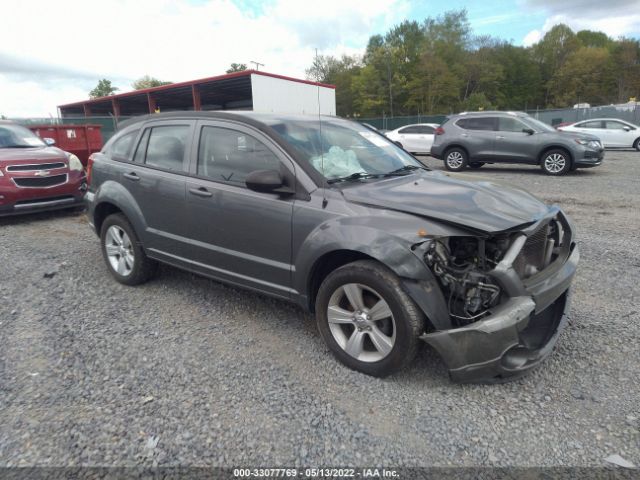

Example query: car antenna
[316,48,328,208]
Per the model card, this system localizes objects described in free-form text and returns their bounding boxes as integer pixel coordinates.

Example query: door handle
[189,187,213,198]
[496,135,505,140]
[461,133,468,137]
[123,172,140,181]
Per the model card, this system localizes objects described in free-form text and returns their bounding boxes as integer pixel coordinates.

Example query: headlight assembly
[67,153,84,171]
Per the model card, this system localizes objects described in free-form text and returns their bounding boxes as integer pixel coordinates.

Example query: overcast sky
[1,0,639,117]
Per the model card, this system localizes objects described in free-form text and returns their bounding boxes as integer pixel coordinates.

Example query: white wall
[250,74,336,116]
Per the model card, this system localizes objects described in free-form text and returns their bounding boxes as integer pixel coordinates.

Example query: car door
[493,116,538,163]
[412,125,436,153]
[122,121,193,258]
[603,120,635,147]
[395,125,421,151]
[183,120,296,298]
[455,117,496,159]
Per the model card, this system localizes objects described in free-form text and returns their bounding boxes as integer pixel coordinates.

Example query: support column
[192,85,202,111]
[111,98,121,117]
[83,104,92,117]
[147,93,157,113]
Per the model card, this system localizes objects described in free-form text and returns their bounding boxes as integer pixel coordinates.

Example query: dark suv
[430,111,604,175]
[85,111,579,382]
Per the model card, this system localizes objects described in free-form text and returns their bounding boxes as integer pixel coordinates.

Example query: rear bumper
[421,215,579,383]
[430,144,444,159]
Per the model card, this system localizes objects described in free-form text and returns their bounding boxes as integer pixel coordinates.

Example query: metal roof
[58,70,335,109]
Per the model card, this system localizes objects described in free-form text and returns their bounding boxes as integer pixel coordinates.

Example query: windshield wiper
[327,172,383,184]
[0,144,38,149]
[384,164,429,176]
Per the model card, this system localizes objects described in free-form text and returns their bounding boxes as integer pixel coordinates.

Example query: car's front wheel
[540,149,571,175]
[100,213,157,285]
[444,148,468,171]
[315,260,425,377]
[634,137,640,151]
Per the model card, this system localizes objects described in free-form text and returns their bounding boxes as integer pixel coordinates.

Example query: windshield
[267,117,424,181]
[522,116,556,133]
[0,124,46,148]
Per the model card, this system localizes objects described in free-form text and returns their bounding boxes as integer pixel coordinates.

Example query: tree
[89,79,118,99]
[132,75,172,90]
[226,63,247,73]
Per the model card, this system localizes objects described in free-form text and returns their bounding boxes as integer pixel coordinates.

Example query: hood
[341,170,551,233]
[0,146,67,164]
[550,130,601,142]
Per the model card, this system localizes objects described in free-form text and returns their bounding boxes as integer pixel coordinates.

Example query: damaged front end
[408,207,578,382]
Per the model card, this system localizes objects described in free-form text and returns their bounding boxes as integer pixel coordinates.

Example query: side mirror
[245,169,293,194]
[393,140,403,148]
[623,126,631,131]
[522,128,535,135]
[43,137,56,146]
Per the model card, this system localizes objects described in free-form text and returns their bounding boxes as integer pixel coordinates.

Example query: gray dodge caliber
[85,111,579,382]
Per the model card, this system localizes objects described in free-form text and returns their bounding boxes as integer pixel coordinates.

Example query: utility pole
[250,61,264,71]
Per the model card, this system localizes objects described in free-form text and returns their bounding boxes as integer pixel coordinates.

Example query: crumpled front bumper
[420,213,579,383]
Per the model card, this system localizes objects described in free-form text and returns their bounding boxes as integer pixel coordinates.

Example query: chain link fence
[359,103,640,130]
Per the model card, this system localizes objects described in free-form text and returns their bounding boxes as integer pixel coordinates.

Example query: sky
[1,0,639,117]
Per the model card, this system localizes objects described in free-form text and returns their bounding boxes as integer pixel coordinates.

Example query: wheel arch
[91,180,147,240]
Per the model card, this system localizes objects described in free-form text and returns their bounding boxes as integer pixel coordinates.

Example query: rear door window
[143,125,189,172]
[579,121,603,129]
[456,117,497,131]
[109,130,139,160]
[604,120,628,130]
[398,126,421,134]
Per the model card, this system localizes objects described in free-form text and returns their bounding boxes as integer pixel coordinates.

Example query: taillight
[86,155,94,185]
[435,127,445,135]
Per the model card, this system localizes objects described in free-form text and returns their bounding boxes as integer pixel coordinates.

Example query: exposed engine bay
[424,218,566,327]
[425,236,506,326]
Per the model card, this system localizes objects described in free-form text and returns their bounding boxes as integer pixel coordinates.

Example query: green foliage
[307,11,640,117]
[89,79,118,99]
[226,63,248,73]
[132,75,172,90]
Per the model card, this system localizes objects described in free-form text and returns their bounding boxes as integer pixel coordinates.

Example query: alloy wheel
[326,283,396,362]
[105,225,135,276]
[544,153,566,173]
[446,151,464,169]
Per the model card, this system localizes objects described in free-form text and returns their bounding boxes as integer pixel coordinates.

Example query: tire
[469,162,484,169]
[444,148,468,171]
[634,138,640,151]
[315,260,425,377]
[100,213,157,285]
[540,149,571,176]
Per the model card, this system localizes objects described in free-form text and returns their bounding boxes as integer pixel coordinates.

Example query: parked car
[557,118,640,150]
[86,111,578,382]
[0,121,86,216]
[385,123,440,154]
[430,111,604,175]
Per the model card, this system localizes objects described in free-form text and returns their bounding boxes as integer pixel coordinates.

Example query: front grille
[6,162,66,172]
[513,223,550,278]
[13,174,67,188]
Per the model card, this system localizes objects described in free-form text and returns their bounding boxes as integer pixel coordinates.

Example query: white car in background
[558,118,640,150]
[385,123,440,154]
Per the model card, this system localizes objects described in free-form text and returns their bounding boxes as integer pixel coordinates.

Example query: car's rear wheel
[444,148,468,171]
[469,162,484,169]
[100,213,157,285]
[541,149,571,175]
[315,260,425,377]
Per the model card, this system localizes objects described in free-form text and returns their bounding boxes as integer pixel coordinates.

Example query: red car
[0,121,86,217]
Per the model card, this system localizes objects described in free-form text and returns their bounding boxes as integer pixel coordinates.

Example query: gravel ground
[0,150,638,469]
